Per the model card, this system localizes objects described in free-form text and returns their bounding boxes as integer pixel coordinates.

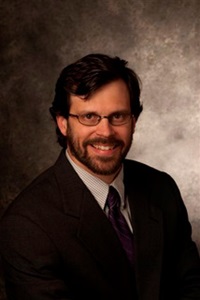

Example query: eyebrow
[76,109,131,115]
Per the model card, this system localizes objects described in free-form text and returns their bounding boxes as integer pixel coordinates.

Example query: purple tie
[106,186,134,266]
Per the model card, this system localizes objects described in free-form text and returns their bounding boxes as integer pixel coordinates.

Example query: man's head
[50,53,143,182]
[50,53,143,147]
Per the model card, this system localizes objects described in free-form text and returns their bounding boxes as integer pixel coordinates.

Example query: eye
[112,113,125,120]
[82,113,98,120]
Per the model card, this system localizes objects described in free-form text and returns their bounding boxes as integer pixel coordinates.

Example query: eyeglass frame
[67,112,134,126]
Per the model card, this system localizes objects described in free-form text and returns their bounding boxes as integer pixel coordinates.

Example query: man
[0,53,200,299]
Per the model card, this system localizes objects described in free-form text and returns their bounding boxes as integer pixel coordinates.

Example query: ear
[132,115,136,134]
[56,116,68,136]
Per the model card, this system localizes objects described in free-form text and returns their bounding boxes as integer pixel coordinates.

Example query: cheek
[68,123,94,139]
[118,125,133,140]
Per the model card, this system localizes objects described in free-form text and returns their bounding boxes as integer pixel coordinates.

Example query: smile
[92,144,116,151]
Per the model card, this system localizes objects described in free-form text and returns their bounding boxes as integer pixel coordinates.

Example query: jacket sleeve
[0,214,73,300]
[159,172,200,299]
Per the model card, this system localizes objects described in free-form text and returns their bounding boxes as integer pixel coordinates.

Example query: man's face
[57,79,135,183]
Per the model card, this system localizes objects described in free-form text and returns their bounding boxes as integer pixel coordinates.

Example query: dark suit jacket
[0,150,200,300]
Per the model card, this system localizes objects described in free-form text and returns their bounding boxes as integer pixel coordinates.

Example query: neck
[92,170,121,184]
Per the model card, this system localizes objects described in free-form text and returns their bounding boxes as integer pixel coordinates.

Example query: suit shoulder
[124,159,163,174]
[0,153,67,218]
[123,159,177,186]
[10,150,68,203]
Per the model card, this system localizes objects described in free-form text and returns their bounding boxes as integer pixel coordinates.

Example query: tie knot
[106,186,121,209]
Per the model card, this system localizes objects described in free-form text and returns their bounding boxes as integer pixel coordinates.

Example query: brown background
[0,0,199,298]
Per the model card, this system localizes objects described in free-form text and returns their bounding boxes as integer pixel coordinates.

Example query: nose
[95,118,115,137]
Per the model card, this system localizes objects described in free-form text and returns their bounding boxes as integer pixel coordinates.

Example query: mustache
[83,137,124,147]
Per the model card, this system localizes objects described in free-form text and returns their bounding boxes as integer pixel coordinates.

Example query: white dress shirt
[66,150,133,232]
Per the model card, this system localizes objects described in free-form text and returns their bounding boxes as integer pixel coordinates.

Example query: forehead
[70,79,131,112]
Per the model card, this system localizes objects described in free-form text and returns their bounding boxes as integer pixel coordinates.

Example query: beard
[66,124,133,176]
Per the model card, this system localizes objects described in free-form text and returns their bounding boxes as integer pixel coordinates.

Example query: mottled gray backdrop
[0,0,199,298]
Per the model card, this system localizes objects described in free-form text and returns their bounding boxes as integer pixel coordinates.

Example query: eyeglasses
[68,112,133,126]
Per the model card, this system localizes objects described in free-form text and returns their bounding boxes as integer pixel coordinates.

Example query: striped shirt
[66,150,133,231]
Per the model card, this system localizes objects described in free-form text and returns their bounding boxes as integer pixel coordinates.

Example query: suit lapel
[124,160,163,300]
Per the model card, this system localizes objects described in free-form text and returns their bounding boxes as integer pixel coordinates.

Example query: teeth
[94,145,113,150]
